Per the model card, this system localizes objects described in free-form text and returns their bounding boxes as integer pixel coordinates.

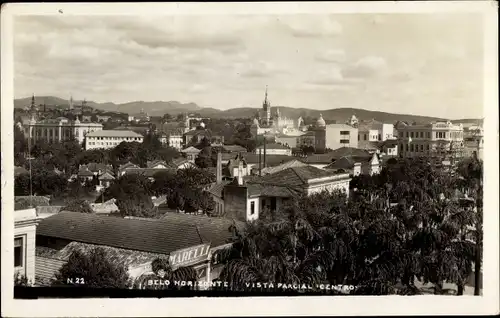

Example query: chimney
[216,151,222,184]
[237,160,244,186]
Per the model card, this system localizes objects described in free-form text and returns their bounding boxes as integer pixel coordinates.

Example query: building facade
[315,123,359,152]
[254,143,292,156]
[85,130,144,150]
[396,121,465,158]
[24,117,103,144]
[15,208,39,284]
[357,120,395,142]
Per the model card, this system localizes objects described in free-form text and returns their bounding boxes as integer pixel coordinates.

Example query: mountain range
[14,96,481,124]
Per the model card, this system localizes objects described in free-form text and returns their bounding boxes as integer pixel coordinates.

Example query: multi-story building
[159,129,184,150]
[357,119,395,142]
[315,119,359,152]
[24,117,103,144]
[463,125,484,160]
[85,130,144,150]
[396,121,464,158]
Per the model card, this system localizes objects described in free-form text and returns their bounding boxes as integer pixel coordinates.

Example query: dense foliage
[216,157,483,295]
[54,247,131,288]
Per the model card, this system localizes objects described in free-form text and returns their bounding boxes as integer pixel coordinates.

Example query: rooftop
[181,146,201,153]
[247,166,348,187]
[37,212,206,255]
[256,143,290,150]
[86,129,143,138]
[206,181,231,198]
[222,145,248,153]
[261,159,308,175]
[246,183,298,198]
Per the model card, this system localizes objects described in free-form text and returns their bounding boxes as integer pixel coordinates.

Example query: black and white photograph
[1,1,498,317]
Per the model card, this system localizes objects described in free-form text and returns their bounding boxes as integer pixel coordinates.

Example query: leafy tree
[100,174,156,218]
[195,146,213,169]
[14,125,27,166]
[14,173,31,196]
[54,247,130,288]
[14,272,32,286]
[135,257,198,290]
[62,199,94,213]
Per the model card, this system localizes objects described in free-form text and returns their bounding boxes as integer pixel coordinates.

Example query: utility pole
[27,128,33,208]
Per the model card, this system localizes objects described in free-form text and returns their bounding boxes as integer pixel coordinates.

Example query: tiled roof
[206,181,230,198]
[82,163,113,173]
[357,119,384,131]
[118,161,139,170]
[87,130,143,138]
[261,159,308,175]
[123,168,174,178]
[184,129,212,137]
[247,166,342,187]
[170,157,190,167]
[14,166,28,176]
[146,160,167,168]
[37,212,206,254]
[159,213,242,247]
[297,153,336,164]
[358,141,382,150]
[246,183,297,198]
[98,171,115,180]
[222,145,247,153]
[15,196,50,210]
[324,157,356,170]
[181,146,201,153]
[256,143,290,150]
[328,147,372,158]
[35,256,66,286]
[77,168,94,177]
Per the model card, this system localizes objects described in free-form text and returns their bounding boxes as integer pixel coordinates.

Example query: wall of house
[223,186,248,222]
[15,209,38,283]
[275,136,298,148]
[212,196,224,216]
[246,198,260,221]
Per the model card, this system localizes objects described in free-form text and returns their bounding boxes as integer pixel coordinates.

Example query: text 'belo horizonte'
[146,280,357,291]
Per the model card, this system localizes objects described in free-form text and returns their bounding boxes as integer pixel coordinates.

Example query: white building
[358,120,395,142]
[315,122,359,152]
[160,130,184,150]
[24,117,103,144]
[15,208,39,284]
[85,130,144,150]
[254,143,292,156]
[396,121,464,158]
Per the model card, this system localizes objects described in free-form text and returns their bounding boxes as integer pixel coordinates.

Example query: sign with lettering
[169,243,211,269]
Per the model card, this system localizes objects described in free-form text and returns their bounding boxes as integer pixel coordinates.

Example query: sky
[13,13,484,119]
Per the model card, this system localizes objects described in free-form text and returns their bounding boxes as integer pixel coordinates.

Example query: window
[14,237,23,267]
[420,144,424,151]
[427,144,430,151]
[410,132,414,138]
[340,131,350,135]
[250,201,255,215]
[410,144,414,152]
[340,139,349,144]
[364,134,367,141]
[378,134,381,141]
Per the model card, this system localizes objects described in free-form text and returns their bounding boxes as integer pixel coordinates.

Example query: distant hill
[14,96,479,124]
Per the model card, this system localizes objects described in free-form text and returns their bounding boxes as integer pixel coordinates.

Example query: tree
[14,173,31,196]
[195,146,213,169]
[54,247,130,288]
[62,199,94,213]
[100,174,156,218]
[14,125,27,166]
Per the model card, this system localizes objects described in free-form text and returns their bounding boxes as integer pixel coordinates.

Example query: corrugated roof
[86,130,143,138]
[37,212,206,254]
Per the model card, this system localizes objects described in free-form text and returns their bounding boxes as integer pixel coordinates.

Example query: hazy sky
[14,13,484,118]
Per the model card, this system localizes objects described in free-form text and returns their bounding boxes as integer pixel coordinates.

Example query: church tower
[69,95,74,110]
[262,85,271,126]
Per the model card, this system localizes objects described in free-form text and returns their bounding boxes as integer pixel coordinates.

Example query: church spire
[264,85,268,104]
[31,94,35,109]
